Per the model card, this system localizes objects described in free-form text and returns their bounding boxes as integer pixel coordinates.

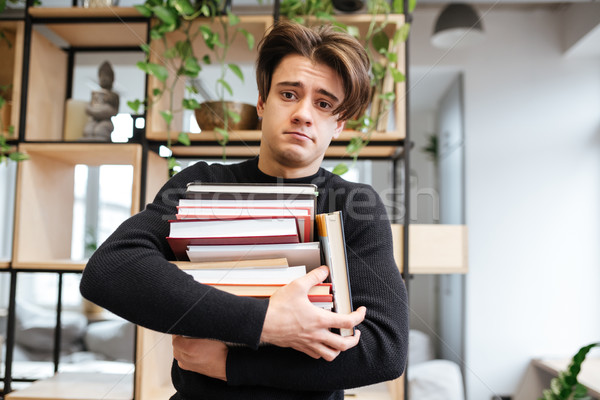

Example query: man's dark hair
[256,20,371,121]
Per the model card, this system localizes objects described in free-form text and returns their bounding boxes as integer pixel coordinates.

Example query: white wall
[410,6,600,399]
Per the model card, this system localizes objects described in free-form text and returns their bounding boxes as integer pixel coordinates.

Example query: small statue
[81,61,119,141]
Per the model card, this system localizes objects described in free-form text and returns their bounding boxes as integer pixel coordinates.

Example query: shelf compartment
[11,143,168,270]
[145,15,272,140]
[392,224,469,274]
[4,371,133,400]
[0,20,24,140]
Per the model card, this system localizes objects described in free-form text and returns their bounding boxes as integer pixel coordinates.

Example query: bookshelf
[0,4,468,400]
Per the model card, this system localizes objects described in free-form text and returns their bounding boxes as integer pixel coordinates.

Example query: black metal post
[402,0,412,398]
[17,0,34,142]
[53,272,64,373]
[2,270,17,394]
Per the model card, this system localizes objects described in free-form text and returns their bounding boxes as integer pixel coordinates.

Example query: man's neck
[257,156,320,180]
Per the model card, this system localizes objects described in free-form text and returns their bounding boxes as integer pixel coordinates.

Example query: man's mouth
[285,131,311,141]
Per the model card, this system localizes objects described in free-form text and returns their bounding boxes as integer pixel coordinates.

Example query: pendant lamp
[432,3,485,49]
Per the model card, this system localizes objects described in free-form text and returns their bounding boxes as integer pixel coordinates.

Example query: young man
[80,20,408,400]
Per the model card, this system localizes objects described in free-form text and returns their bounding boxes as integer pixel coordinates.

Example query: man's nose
[291,99,313,126]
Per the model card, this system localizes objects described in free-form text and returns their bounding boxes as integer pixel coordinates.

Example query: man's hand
[260,266,366,361]
[172,336,228,381]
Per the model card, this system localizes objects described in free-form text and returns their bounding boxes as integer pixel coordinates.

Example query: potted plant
[539,342,599,400]
[131,0,255,171]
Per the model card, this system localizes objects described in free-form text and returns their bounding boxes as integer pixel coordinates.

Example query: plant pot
[194,101,259,131]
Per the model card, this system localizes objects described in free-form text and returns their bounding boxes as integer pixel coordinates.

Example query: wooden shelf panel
[5,371,133,400]
[28,8,147,48]
[391,224,469,274]
[0,260,10,269]
[153,129,404,158]
[28,6,144,19]
[11,259,87,271]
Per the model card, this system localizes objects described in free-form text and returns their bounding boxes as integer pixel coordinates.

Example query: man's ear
[333,119,346,139]
[257,95,265,118]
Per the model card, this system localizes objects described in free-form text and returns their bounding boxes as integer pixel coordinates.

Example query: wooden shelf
[391,224,469,274]
[28,8,147,48]
[5,371,133,400]
[153,129,404,158]
[0,259,10,269]
[11,143,168,269]
[28,6,144,19]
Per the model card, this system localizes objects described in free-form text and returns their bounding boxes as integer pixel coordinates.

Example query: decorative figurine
[81,61,119,142]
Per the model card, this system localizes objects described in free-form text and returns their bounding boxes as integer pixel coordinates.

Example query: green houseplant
[132,0,254,171]
[539,342,599,400]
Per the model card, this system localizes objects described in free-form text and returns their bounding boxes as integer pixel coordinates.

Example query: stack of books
[167,183,353,333]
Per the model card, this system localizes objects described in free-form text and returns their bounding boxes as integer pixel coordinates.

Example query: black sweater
[80,157,408,400]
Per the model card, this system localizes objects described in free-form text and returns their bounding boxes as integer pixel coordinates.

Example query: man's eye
[318,101,332,109]
[282,92,295,100]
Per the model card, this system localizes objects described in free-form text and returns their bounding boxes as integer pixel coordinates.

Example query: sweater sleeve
[79,166,269,348]
[225,184,409,391]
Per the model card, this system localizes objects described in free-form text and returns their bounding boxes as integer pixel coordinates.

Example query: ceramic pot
[194,101,259,131]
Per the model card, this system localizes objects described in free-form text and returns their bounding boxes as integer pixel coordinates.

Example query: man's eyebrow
[276,81,341,104]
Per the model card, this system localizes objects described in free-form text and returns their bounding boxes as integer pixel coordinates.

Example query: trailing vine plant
[539,342,599,400]
[131,0,253,174]
[0,31,27,164]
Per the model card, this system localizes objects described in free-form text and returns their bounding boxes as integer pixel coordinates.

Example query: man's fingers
[323,306,366,330]
[290,265,329,292]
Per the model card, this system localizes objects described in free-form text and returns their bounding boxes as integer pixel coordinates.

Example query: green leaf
[226,109,241,123]
[218,79,233,96]
[332,163,349,175]
[127,99,142,113]
[394,23,411,43]
[147,63,169,83]
[167,156,178,171]
[346,136,364,154]
[202,55,211,65]
[391,67,405,83]
[215,127,229,143]
[228,64,244,82]
[0,97,5,108]
[372,31,390,54]
[153,88,162,97]
[239,28,255,50]
[134,4,153,17]
[227,10,240,26]
[160,110,173,126]
[173,0,195,15]
[182,98,200,110]
[7,125,14,135]
[184,56,201,76]
[8,151,29,162]
[393,0,416,13]
[345,25,360,39]
[150,28,163,40]
[152,5,178,26]
[178,132,191,146]
[140,43,151,54]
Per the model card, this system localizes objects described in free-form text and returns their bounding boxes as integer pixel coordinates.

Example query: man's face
[257,54,346,178]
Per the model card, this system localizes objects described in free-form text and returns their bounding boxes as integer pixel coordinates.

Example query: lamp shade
[431,3,484,49]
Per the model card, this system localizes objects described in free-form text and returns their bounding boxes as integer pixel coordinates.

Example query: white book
[186,242,322,271]
[185,265,307,285]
